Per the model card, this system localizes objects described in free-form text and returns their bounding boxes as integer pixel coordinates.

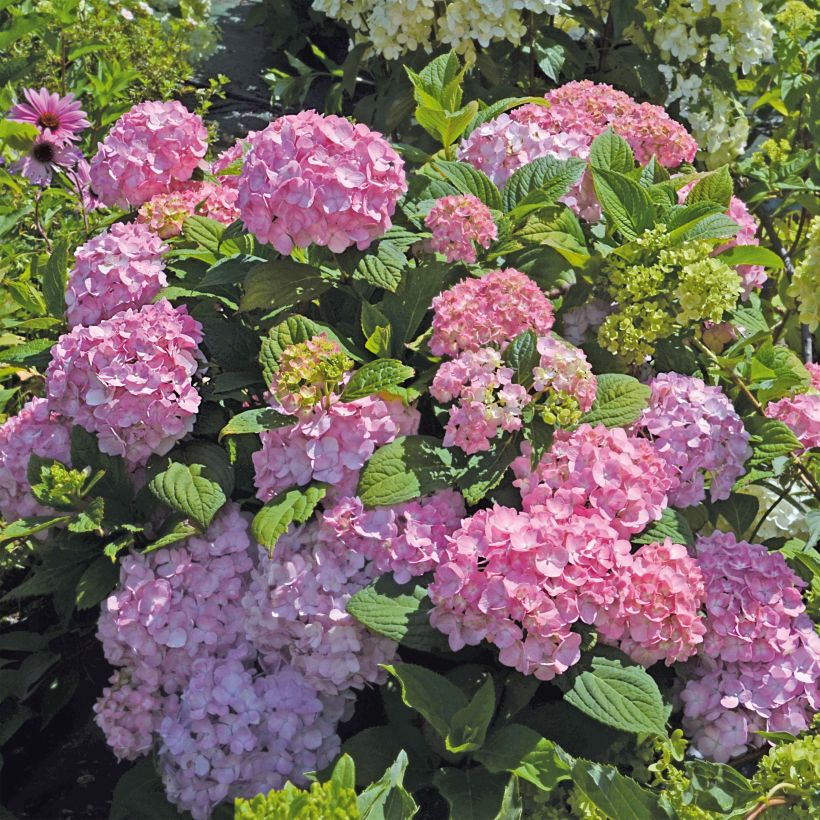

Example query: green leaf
[572,760,668,820]
[251,485,327,550]
[474,724,573,792]
[406,52,462,110]
[0,338,54,367]
[502,156,586,213]
[457,434,520,506]
[748,342,811,403]
[717,245,784,270]
[341,359,415,402]
[578,374,650,428]
[564,656,668,736]
[592,168,654,239]
[110,758,179,820]
[416,102,479,149]
[633,508,695,548]
[589,128,635,174]
[503,330,539,389]
[42,239,69,318]
[183,215,227,254]
[686,166,733,208]
[358,436,454,507]
[433,768,511,820]
[428,160,502,210]
[357,751,418,820]
[446,676,495,753]
[148,462,227,530]
[141,518,198,554]
[385,662,467,740]
[330,754,357,791]
[240,260,333,312]
[217,407,293,440]
[674,213,739,243]
[0,515,72,544]
[347,575,449,651]
[356,243,407,292]
[681,760,756,814]
[711,495,759,535]
[534,41,565,82]
[748,418,801,465]
[75,556,118,610]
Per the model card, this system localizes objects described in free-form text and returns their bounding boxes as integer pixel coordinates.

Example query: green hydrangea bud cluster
[750,732,820,816]
[539,391,584,428]
[597,236,741,364]
[775,1,818,36]
[788,217,820,331]
[235,779,359,820]
[273,334,354,412]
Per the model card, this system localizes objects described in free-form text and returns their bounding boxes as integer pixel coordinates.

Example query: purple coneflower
[11,135,81,185]
[9,88,90,143]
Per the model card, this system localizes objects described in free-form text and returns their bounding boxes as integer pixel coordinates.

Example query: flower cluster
[597,539,706,667]
[789,217,820,331]
[679,531,820,762]
[424,194,498,263]
[64,222,168,327]
[45,300,204,468]
[253,394,419,503]
[635,373,750,507]
[429,268,554,357]
[514,424,673,539]
[0,398,72,524]
[89,100,208,208]
[137,179,240,238]
[428,505,631,680]
[765,373,820,451]
[238,111,406,254]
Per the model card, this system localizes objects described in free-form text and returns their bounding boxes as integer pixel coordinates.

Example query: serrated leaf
[347,575,449,651]
[681,760,756,814]
[218,407,293,440]
[416,103,479,149]
[240,260,333,312]
[355,243,406,292]
[572,760,667,820]
[457,434,520,506]
[75,556,118,610]
[433,768,511,820]
[503,330,539,388]
[475,725,573,792]
[251,485,327,550]
[717,245,784,269]
[183,215,226,253]
[565,656,667,736]
[675,213,739,243]
[358,436,455,507]
[341,359,414,402]
[633,508,695,548]
[429,160,502,210]
[593,168,654,239]
[384,662,467,739]
[503,156,586,213]
[141,519,198,554]
[446,676,495,753]
[534,41,565,82]
[748,418,801,464]
[589,128,635,174]
[149,462,227,530]
[578,374,650,428]
[357,751,418,820]
[686,166,733,208]
[0,337,54,367]
[0,515,73,544]
[42,239,69,318]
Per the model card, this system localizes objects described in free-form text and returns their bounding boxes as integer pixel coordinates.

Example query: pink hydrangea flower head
[513,424,673,538]
[64,222,168,327]
[46,299,204,468]
[243,519,397,695]
[532,335,597,425]
[137,179,240,238]
[10,87,90,142]
[238,111,406,254]
[11,134,80,185]
[609,102,697,166]
[425,194,498,263]
[324,489,466,584]
[0,397,71,523]
[89,100,208,208]
[430,268,554,357]
[94,670,162,761]
[635,373,751,507]
[253,395,419,503]
[808,362,820,390]
[597,539,706,667]
[765,390,820,450]
[431,347,531,454]
[428,505,631,680]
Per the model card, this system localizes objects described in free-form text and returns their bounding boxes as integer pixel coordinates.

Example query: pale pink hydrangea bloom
[429,268,554,357]
[597,539,706,667]
[238,111,406,254]
[243,518,398,695]
[46,300,204,468]
[64,222,168,328]
[137,179,240,239]
[424,194,498,263]
[532,335,597,412]
[89,100,208,208]
[678,531,820,761]
[253,395,419,503]
[428,505,632,681]
[560,299,613,346]
[93,670,162,761]
[0,397,71,524]
[513,424,673,538]
[635,373,751,507]
[765,389,820,450]
[323,490,466,584]
[808,362,820,390]
[431,347,531,454]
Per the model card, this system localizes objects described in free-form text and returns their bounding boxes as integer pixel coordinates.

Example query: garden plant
[0,1,819,818]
